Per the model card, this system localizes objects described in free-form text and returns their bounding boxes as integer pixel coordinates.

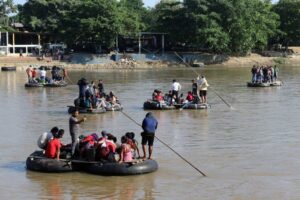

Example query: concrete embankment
[1,51,300,71]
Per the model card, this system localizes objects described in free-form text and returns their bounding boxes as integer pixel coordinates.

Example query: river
[0,65,300,199]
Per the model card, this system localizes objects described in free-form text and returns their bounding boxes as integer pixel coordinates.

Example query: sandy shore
[1,51,300,71]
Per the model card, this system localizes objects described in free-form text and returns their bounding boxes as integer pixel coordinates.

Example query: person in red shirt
[32,68,37,80]
[96,132,117,162]
[79,133,98,159]
[45,129,64,160]
[154,91,164,102]
[186,91,194,102]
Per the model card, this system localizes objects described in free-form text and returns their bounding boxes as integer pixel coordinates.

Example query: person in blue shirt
[141,112,158,160]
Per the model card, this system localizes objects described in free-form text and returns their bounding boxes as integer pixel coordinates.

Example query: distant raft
[68,106,107,114]
[105,104,123,111]
[1,66,16,71]
[247,80,282,87]
[25,81,68,88]
[86,159,159,176]
[143,100,176,110]
[24,83,44,87]
[44,81,68,87]
[177,103,210,109]
[26,151,72,173]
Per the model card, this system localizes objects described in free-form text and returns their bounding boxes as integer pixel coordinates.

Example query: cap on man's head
[146,112,153,117]
[101,130,108,137]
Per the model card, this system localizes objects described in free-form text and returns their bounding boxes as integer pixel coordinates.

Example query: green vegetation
[0,0,17,31]
[0,0,299,54]
[273,57,286,64]
[273,0,300,46]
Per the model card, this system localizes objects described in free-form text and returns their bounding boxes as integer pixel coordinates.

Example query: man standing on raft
[141,112,158,160]
[197,75,209,104]
[69,109,86,157]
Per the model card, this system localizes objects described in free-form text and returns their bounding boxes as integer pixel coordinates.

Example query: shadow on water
[25,169,157,199]
[0,161,27,173]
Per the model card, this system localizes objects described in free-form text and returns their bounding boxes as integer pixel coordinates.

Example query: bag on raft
[37,132,48,149]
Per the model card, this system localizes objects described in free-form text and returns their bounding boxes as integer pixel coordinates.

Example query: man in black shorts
[141,112,158,160]
[197,75,209,104]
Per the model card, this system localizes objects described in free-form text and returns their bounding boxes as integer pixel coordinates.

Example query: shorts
[200,90,207,97]
[141,132,155,146]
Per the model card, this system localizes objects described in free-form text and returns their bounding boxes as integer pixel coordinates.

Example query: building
[0,31,42,56]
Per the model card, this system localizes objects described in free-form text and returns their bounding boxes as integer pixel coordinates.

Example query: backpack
[37,132,49,149]
[98,142,110,158]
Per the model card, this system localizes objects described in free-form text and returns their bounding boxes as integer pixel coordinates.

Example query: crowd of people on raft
[150,76,209,106]
[38,110,158,163]
[251,65,279,84]
[26,65,67,84]
[75,78,121,110]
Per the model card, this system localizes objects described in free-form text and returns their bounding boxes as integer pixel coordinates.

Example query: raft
[26,151,72,173]
[24,83,44,87]
[25,81,68,88]
[179,103,210,109]
[1,66,16,71]
[44,81,68,87]
[86,159,158,176]
[143,100,176,110]
[105,104,123,111]
[68,106,106,114]
[247,81,282,87]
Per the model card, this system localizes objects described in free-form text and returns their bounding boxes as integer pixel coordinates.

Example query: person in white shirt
[39,67,47,84]
[171,79,182,104]
[197,75,209,104]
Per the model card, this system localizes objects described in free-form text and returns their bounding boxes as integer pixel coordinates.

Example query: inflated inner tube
[26,151,72,173]
[67,106,106,114]
[87,159,158,176]
[143,101,175,110]
[1,66,16,71]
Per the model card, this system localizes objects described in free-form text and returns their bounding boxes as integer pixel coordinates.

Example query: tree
[117,0,146,36]
[19,0,74,36]
[0,0,17,31]
[273,0,300,46]
[19,0,120,48]
[155,0,184,43]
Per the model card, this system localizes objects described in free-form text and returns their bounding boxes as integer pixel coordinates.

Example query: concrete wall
[70,52,229,65]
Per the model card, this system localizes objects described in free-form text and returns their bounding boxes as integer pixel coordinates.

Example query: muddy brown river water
[1,65,300,199]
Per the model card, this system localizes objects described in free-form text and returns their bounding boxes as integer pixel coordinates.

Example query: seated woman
[95,93,107,109]
[125,132,140,159]
[79,133,99,160]
[119,136,133,163]
[152,89,159,101]
[96,131,117,162]
[45,129,65,160]
[186,91,194,102]
[106,91,121,109]
[154,91,164,102]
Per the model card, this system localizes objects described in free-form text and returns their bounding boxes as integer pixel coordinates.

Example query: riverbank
[1,50,300,71]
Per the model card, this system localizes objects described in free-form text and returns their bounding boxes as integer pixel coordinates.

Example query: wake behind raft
[26,151,158,175]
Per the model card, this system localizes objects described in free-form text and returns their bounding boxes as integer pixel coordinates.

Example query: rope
[66,73,74,85]
[174,52,234,109]
[120,110,207,177]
